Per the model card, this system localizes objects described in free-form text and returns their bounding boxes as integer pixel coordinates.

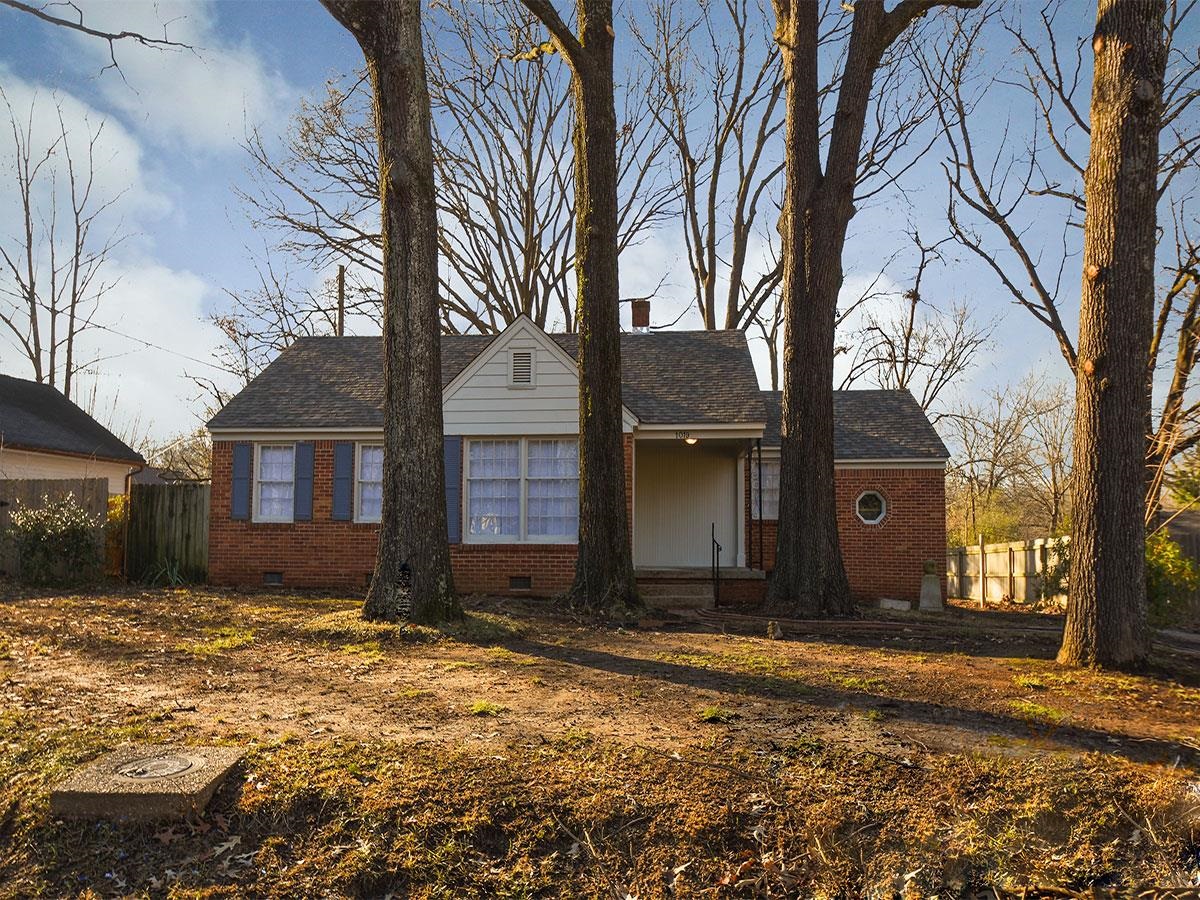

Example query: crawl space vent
[262,571,283,586]
[509,575,532,590]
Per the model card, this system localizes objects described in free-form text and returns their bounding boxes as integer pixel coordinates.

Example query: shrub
[1145,531,1200,626]
[105,494,127,577]
[6,494,104,586]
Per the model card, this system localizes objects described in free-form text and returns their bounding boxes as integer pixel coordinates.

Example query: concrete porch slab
[50,744,244,821]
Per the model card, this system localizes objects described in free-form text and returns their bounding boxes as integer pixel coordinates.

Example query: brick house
[206,316,948,605]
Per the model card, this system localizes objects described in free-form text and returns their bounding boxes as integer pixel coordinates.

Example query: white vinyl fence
[946,537,1068,606]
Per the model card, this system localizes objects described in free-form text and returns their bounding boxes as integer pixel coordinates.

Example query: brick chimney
[631,299,651,331]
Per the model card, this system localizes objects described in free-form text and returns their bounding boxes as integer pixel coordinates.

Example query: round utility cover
[115,754,199,780]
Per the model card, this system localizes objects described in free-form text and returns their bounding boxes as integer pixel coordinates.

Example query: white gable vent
[509,349,535,388]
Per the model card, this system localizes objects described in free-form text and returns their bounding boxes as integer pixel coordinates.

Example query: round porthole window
[856,490,886,525]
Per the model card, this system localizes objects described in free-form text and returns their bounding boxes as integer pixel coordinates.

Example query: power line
[87,322,228,372]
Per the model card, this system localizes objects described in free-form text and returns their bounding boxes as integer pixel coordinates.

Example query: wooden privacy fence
[125,483,210,582]
[0,478,108,578]
[946,537,1068,606]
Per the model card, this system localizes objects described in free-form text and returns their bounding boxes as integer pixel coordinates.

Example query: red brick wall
[744,460,946,603]
[209,436,636,597]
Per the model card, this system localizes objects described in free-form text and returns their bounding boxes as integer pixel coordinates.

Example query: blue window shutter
[231,443,251,520]
[294,442,314,521]
[444,436,462,543]
[332,442,354,521]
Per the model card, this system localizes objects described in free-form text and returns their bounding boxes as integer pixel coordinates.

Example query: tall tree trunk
[1059,0,1164,668]
[522,0,638,614]
[766,0,977,615]
[321,0,460,624]
[766,0,852,616]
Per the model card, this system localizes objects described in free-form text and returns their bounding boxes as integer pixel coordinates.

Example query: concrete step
[645,594,715,611]
[637,580,714,598]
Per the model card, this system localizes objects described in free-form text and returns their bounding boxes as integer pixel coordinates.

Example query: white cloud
[70,258,234,439]
[67,0,296,153]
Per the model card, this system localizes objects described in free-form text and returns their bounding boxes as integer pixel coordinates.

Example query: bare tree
[928,0,1200,518]
[838,233,992,415]
[766,0,980,617]
[632,0,785,332]
[235,0,674,345]
[943,375,1073,544]
[320,0,460,624]
[0,91,126,401]
[1059,0,1165,669]
[519,0,638,613]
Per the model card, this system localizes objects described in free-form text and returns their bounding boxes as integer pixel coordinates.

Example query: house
[0,373,144,495]
[206,317,948,604]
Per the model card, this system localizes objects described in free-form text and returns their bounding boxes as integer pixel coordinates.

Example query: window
[526,439,579,538]
[856,490,886,525]
[255,444,295,522]
[357,444,384,522]
[466,438,578,542]
[751,458,780,519]
[467,439,521,538]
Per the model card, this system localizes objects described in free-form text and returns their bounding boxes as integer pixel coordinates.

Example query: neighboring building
[0,374,144,495]
[206,317,948,604]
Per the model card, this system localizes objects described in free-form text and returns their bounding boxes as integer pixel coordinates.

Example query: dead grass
[1,585,1199,896]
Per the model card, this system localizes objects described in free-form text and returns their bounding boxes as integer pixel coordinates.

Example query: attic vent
[510,350,534,387]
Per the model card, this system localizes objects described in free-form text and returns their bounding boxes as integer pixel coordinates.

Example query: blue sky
[0,0,1118,442]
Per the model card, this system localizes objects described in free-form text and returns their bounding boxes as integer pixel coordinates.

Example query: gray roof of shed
[0,373,144,464]
[762,390,949,460]
[207,330,767,430]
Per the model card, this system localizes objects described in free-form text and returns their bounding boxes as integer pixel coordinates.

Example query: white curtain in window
[258,445,295,519]
[468,440,520,536]
[526,439,579,538]
[358,445,384,520]
[751,458,780,520]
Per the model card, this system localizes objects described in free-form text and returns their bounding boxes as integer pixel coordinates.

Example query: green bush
[1145,531,1200,626]
[1036,532,1198,625]
[6,494,105,586]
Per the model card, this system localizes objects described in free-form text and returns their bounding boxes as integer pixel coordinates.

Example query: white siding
[442,321,581,435]
[634,441,739,567]
[0,448,133,494]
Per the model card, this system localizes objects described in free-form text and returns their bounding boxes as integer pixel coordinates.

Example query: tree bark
[766,0,977,616]
[522,0,638,614]
[321,0,459,624]
[1058,0,1164,668]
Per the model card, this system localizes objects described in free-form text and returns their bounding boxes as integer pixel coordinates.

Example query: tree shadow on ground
[508,637,1200,769]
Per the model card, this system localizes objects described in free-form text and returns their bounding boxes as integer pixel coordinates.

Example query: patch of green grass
[1008,699,1068,727]
[442,660,481,672]
[299,610,436,645]
[828,674,884,693]
[1013,674,1048,691]
[176,626,254,656]
[697,705,737,724]
[468,699,505,717]
[485,647,538,666]
[340,641,385,664]
[442,612,526,644]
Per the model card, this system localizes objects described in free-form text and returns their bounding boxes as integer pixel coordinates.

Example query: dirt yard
[1,586,1198,898]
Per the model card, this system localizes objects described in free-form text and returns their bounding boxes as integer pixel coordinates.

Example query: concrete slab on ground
[50,744,244,821]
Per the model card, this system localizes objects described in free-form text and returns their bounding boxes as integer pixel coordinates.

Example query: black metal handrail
[711,522,721,607]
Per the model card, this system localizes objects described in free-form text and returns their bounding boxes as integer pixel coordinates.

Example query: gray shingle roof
[762,389,949,460]
[0,373,145,464]
[207,329,767,430]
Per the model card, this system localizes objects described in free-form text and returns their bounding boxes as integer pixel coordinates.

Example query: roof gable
[207,326,767,431]
[0,374,144,464]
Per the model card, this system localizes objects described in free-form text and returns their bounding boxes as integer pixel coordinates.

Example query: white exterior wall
[441,318,636,435]
[0,448,133,494]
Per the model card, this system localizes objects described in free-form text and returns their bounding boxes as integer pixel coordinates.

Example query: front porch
[635,565,766,610]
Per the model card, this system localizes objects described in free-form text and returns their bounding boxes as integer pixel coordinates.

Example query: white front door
[634,441,739,567]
